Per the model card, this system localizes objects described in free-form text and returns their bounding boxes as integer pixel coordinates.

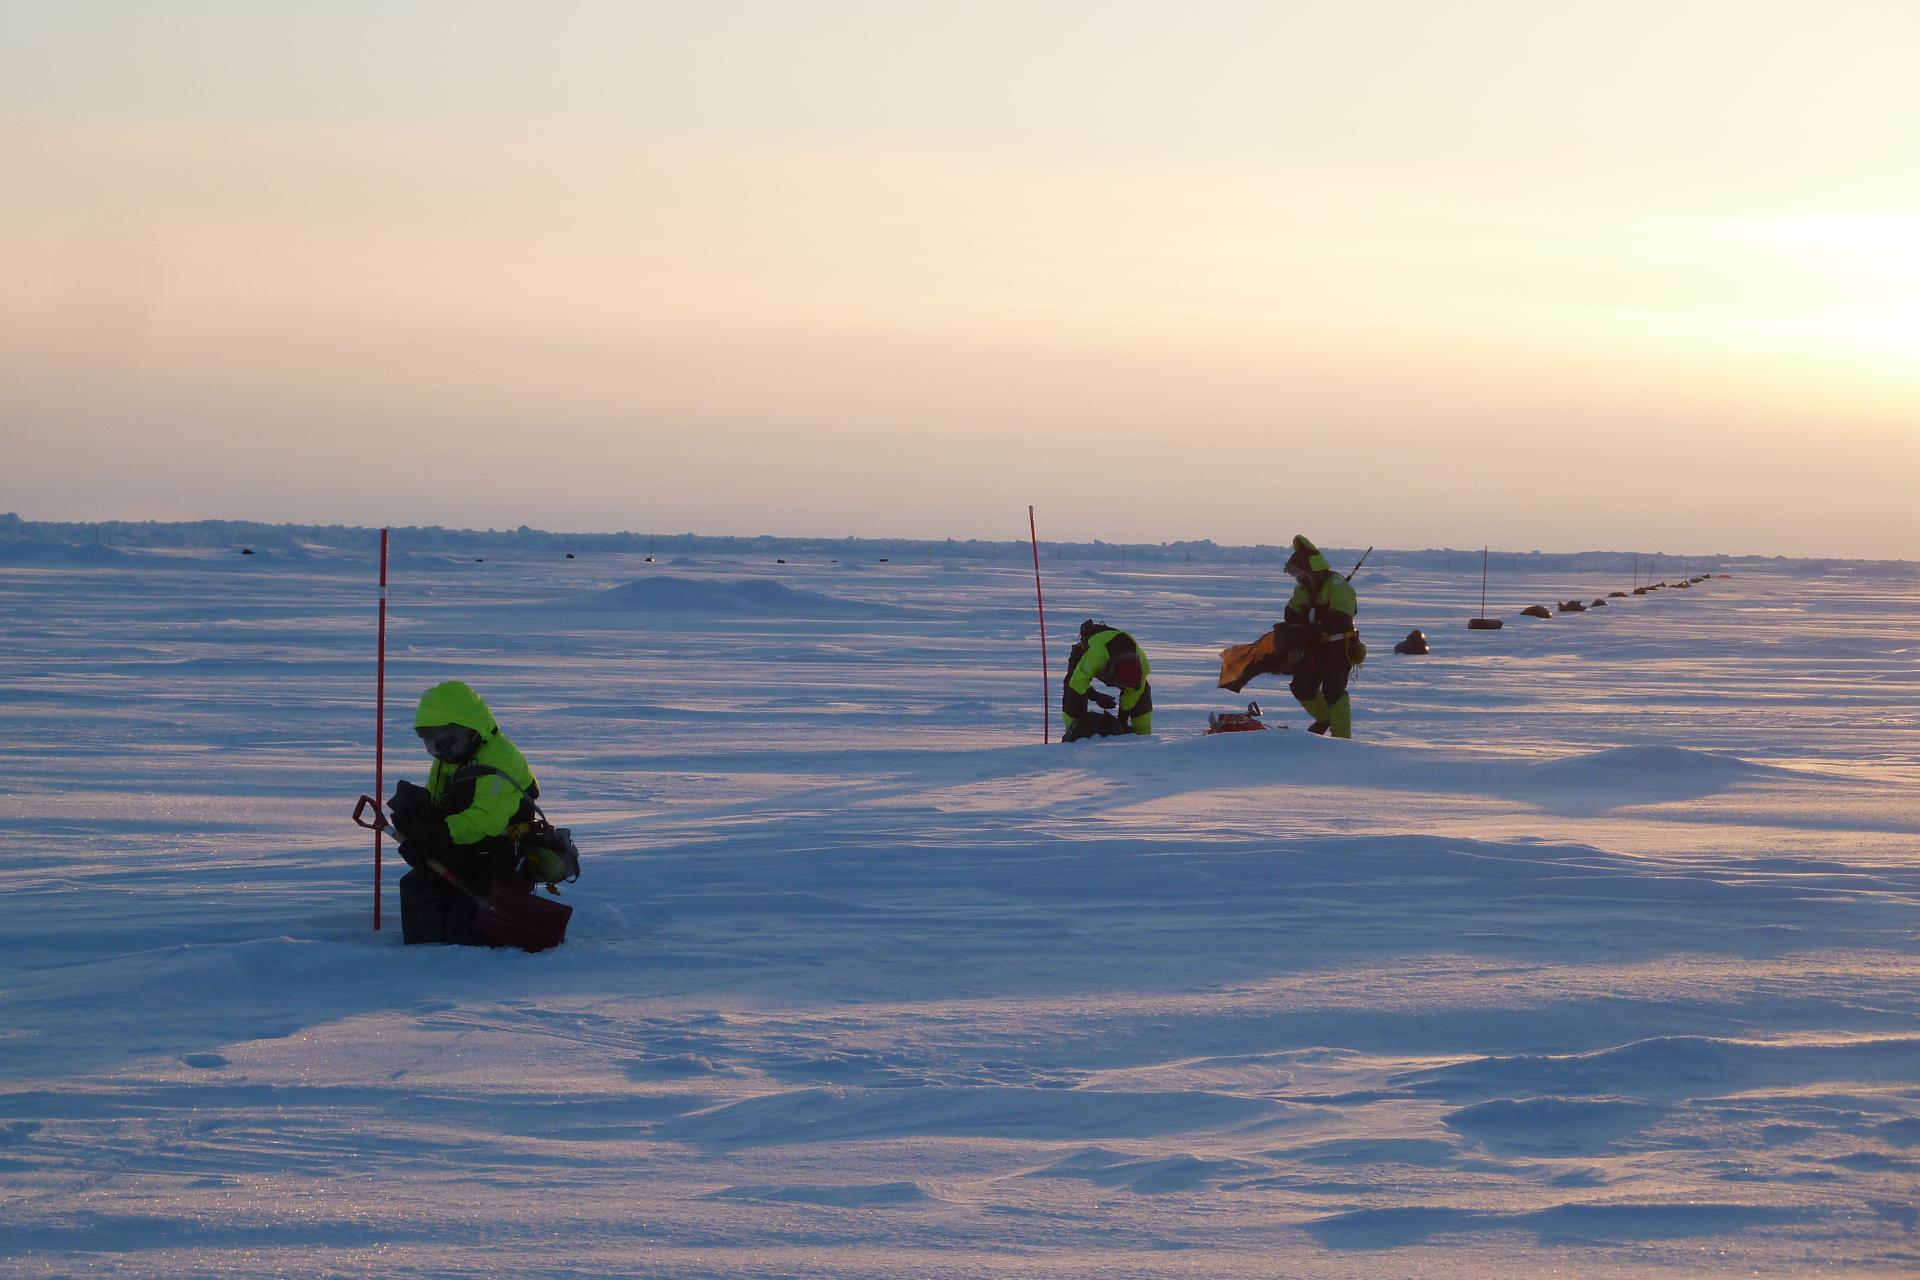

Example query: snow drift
[567,575,899,621]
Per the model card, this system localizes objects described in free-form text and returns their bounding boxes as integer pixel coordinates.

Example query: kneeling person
[388,681,566,946]
[1061,619,1153,742]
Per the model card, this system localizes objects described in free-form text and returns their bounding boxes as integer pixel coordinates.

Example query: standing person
[1061,619,1153,742]
[1277,535,1360,738]
[387,680,571,946]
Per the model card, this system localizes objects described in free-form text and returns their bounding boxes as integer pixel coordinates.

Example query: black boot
[399,869,455,944]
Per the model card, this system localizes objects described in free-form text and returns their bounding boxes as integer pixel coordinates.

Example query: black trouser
[398,844,516,946]
[1062,711,1127,742]
[1061,681,1152,742]
[399,869,493,946]
[1290,640,1353,736]
[1289,657,1350,709]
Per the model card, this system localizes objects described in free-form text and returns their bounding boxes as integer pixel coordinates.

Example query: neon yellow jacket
[1067,628,1150,696]
[1283,535,1357,634]
[414,681,538,847]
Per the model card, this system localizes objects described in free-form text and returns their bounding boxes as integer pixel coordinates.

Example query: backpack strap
[456,763,546,821]
[459,764,580,886]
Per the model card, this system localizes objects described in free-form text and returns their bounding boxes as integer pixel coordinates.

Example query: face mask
[416,726,473,761]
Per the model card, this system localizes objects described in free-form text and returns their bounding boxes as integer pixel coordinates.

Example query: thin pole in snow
[374,527,388,930]
[1029,505,1050,744]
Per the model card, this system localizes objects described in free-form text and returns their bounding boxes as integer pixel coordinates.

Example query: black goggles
[416,726,471,757]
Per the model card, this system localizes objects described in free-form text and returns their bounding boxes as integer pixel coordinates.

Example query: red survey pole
[1028,505,1050,744]
[373,527,389,929]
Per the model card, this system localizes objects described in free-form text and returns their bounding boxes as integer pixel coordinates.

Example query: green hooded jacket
[1283,534,1358,630]
[1066,628,1151,696]
[414,681,538,847]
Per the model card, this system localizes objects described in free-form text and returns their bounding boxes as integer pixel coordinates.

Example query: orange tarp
[1218,630,1288,694]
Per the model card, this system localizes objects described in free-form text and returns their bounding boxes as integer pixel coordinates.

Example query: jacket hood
[1285,534,1331,575]
[414,681,497,739]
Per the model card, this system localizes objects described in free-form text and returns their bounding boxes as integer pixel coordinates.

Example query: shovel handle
[425,857,495,909]
[352,794,389,833]
[354,797,516,927]
[353,798,467,895]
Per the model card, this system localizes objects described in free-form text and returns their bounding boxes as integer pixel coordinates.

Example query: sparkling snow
[1,541,1916,1277]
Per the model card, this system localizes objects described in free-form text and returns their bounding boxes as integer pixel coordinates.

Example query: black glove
[388,780,431,829]
[1089,689,1118,710]
[394,814,453,867]
[388,780,451,857]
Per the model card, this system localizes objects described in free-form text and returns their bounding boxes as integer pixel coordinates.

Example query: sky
[2,1,1916,557]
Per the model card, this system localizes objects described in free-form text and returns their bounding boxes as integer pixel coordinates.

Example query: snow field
[1,543,1916,1277]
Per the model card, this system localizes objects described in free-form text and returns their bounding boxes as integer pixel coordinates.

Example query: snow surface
[1,542,1917,1278]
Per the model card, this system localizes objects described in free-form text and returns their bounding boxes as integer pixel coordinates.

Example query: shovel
[352,795,572,951]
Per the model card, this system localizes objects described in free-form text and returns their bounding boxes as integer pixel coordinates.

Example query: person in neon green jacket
[387,681,551,945]
[1277,534,1360,738]
[1061,619,1153,742]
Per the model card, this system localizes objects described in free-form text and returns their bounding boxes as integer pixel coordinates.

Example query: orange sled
[1206,701,1272,734]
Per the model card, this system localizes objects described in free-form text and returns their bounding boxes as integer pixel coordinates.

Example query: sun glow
[4,3,1918,553]
[1734,215,1920,378]
[1759,214,1920,264]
